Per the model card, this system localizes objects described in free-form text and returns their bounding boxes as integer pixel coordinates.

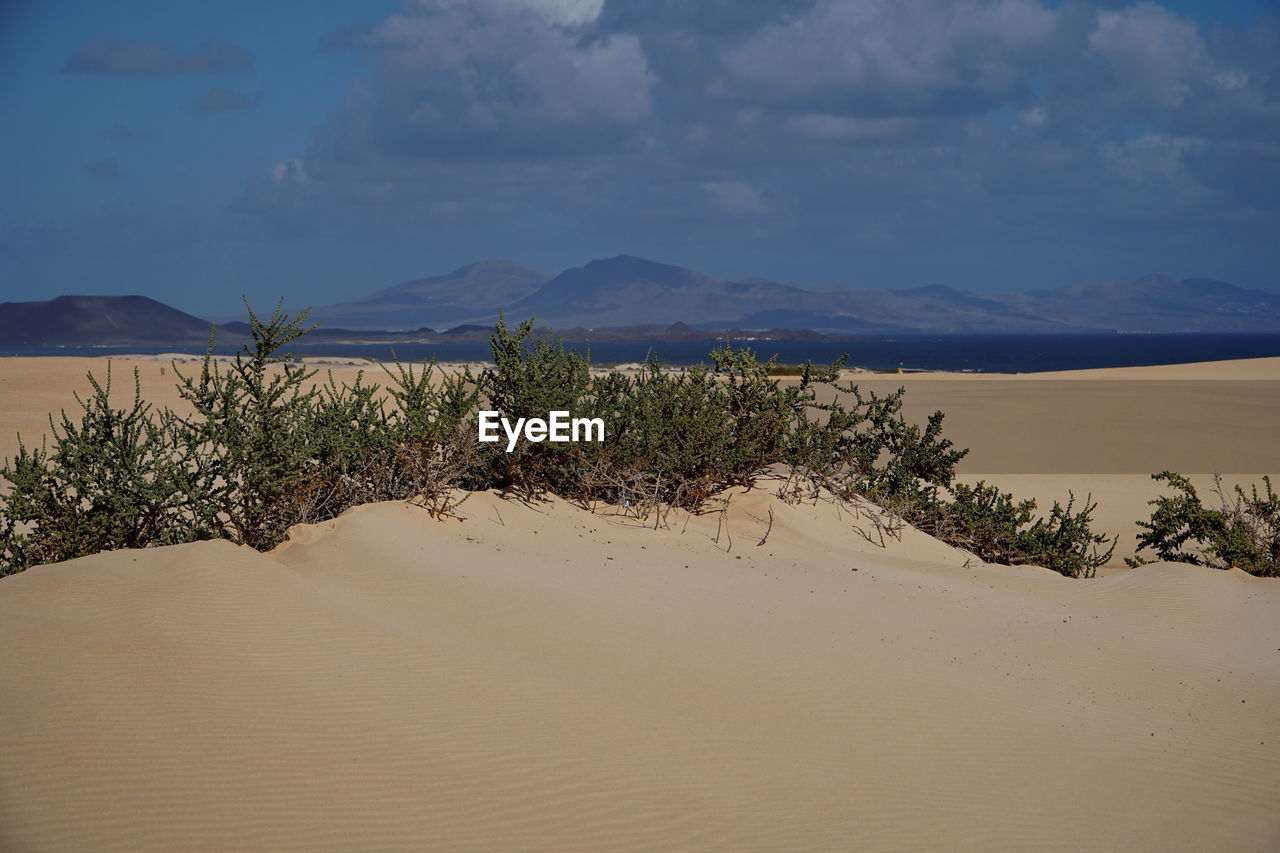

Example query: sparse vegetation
[0,304,1115,578]
[0,365,220,572]
[917,483,1113,579]
[1127,472,1279,577]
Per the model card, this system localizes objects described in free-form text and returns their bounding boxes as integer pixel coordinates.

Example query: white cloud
[715,0,1057,116]
[403,0,603,26]
[785,114,920,144]
[268,158,309,185]
[514,0,603,26]
[1086,3,1207,112]
[314,0,653,163]
[1101,133,1201,181]
[703,180,767,216]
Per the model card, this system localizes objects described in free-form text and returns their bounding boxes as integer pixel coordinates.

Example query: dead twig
[747,507,774,547]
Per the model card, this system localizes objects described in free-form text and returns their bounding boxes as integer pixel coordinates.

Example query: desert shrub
[707,343,812,485]
[264,370,401,530]
[1127,472,1279,577]
[0,304,481,573]
[779,380,1111,577]
[170,300,328,550]
[0,365,220,574]
[829,384,968,507]
[472,316,594,496]
[380,355,479,446]
[917,483,1114,579]
[469,327,814,509]
[0,305,1114,579]
[565,344,855,513]
[174,314,480,543]
[575,359,731,509]
[376,354,481,508]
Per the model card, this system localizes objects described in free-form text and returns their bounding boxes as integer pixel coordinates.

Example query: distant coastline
[6,332,1280,374]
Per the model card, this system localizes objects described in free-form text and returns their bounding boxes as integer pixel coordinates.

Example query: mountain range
[3,255,1279,347]
[313,255,1280,334]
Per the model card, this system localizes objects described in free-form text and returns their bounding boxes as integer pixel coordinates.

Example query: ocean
[4,333,1280,374]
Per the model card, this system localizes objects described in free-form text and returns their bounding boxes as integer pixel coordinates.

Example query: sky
[1,0,1278,317]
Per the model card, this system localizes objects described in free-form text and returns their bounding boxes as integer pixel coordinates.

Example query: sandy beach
[0,355,1277,850]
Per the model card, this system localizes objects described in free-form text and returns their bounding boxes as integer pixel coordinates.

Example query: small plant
[923,483,1114,579]
[1127,472,1279,577]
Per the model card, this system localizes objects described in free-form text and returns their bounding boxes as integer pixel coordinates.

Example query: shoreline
[3,350,1278,379]
[3,330,1280,376]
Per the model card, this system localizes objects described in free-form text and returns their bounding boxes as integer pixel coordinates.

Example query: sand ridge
[1,487,1278,851]
[1,355,1278,849]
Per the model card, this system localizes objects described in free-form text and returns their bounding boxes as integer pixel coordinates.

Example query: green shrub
[834,384,968,507]
[0,305,1114,580]
[170,300,326,550]
[0,365,220,574]
[780,378,1110,578]
[1127,472,1279,577]
[920,483,1114,579]
[380,354,478,446]
[577,358,732,509]
[472,316,594,497]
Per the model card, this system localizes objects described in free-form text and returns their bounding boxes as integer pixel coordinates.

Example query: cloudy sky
[1,0,1278,316]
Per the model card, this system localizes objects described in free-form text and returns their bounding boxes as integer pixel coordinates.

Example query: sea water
[4,333,1280,374]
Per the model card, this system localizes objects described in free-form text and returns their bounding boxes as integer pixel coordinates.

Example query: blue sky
[1,0,1278,316]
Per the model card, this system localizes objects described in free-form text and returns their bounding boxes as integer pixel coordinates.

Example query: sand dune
[1,487,1278,851]
[1,355,1278,849]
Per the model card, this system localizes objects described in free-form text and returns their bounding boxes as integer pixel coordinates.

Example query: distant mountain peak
[0,294,221,346]
[599,253,658,265]
[577,254,716,281]
[897,283,967,298]
[312,260,550,330]
[453,259,546,275]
